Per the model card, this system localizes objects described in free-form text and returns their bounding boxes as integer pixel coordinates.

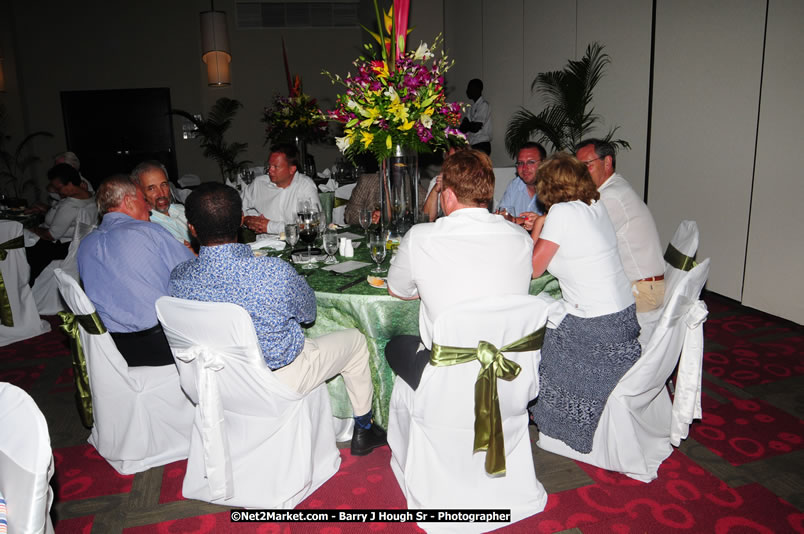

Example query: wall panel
[742,0,804,324]
[648,0,765,300]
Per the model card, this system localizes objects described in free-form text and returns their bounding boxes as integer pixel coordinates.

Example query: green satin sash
[334,197,349,208]
[59,310,107,429]
[0,235,25,327]
[664,243,697,272]
[430,327,546,476]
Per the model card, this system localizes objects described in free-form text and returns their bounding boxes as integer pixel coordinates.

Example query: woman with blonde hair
[528,152,641,454]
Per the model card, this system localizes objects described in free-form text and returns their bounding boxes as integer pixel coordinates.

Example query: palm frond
[507,42,629,159]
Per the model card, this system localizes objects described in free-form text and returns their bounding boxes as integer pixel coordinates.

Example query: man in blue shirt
[496,142,547,225]
[169,183,387,456]
[77,174,195,366]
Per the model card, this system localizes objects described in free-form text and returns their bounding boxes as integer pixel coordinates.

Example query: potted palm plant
[172,97,251,183]
[0,102,53,205]
[505,43,630,157]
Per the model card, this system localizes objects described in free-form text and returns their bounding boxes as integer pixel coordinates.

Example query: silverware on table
[336,277,364,292]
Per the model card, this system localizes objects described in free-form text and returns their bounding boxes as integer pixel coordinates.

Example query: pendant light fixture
[200,2,231,86]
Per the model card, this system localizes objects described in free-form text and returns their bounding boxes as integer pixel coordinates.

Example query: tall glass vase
[379,144,419,240]
[294,135,316,178]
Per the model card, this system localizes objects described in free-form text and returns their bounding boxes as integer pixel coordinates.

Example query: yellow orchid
[361,131,374,148]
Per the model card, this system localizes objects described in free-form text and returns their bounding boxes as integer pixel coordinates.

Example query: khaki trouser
[273,328,373,416]
[632,279,666,313]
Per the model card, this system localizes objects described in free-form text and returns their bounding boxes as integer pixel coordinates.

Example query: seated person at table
[421,144,467,222]
[241,144,320,235]
[130,160,191,244]
[169,183,387,456]
[385,149,533,389]
[26,163,97,284]
[496,142,546,226]
[576,139,665,312]
[54,151,94,192]
[527,153,641,454]
[77,174,194,366]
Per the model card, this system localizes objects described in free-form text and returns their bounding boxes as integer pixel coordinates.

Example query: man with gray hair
[77,174,194,366]
[130,160,191,244]
[575,139,665,312]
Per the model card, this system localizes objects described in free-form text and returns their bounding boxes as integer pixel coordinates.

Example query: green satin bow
[664,243,697,272]
[430,327,545,476]
[334,197,349,208]
[58,310,107,429]
[0,235,24,327]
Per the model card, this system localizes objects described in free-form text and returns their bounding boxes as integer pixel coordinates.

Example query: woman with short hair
[528,152,641,454]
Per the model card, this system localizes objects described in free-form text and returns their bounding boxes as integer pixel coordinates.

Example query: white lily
[335,136,351,152]
[420,113,433,129]
[413,42,433,61]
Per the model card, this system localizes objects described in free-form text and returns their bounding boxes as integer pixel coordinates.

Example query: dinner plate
[367,275,387,289]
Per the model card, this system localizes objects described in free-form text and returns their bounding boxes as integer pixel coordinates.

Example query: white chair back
[155,296,340,508]
[538,258,710,482]
[32,206,97,315]
[388,294,552,533]
[54,268,193,474]
[0,221,50,346]
[332,182,357,226]
[0,382,54,534]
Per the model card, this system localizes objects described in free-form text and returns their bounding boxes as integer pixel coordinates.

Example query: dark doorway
[61,88,178,188]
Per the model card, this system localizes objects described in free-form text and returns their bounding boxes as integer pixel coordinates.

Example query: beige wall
[742,0,804,323]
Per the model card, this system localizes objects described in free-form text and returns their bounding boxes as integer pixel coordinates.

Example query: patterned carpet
[1,293,802,533]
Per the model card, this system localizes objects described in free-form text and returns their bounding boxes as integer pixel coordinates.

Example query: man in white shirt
[576,139,665,312]
[242,144,321,235]
[497,142,546,224]
[385,149,533,388]
[130,160,191,244]
[460,79,492,155]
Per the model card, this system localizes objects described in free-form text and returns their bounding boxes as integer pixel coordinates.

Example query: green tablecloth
[262,228,561,427]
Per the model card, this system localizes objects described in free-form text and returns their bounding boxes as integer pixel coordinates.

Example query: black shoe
[350,424,388,456]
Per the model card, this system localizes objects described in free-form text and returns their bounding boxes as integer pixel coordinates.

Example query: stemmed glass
[358,207,372,236]
[322,229,339,264]
[284,223,299,259]
[369,231,387,274]
[297,209,320,269]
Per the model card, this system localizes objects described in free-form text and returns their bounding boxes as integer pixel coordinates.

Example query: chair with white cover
[0,382,55,534]
[32,207,97,315]
[155,297,340,508]
[0,221,50,347]
[332,182,357,226]
[537,257,710,482]
[388,294,551,533]
[53,268,193,475]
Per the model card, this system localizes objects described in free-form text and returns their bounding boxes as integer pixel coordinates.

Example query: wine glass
[369,232,387,274]
[358,207,372,235]
[322,230,339,264]
[284,223,299,259]
[297,210,320,269]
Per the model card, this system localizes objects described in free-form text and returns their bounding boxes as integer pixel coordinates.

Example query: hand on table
[243,215,269,234]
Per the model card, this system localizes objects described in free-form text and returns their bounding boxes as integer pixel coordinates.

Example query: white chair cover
[388,294,551,533]
[332,182,357,226]
[0,382,55,534]
[155,297,340,508]
[538,258,710,482]
[32,207,97,315]
[0,221,50,347]
[53,269,193,475]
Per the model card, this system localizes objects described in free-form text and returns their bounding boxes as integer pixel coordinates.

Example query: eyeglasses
[581,157,602,167]
[515,159,541,167]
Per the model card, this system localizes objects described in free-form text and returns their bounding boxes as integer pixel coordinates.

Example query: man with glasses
[575,138,665,312]
[496,142,546,226]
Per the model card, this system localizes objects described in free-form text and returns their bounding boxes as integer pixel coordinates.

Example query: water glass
[322,230,339,264]
[369,232,387,274]
[284,223,299,256]
[358,207,372,234]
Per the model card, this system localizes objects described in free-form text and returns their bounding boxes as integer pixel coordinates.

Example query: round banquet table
[259,227,561,427]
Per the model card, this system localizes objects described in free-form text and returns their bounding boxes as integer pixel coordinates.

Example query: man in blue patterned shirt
[169,183,387,456]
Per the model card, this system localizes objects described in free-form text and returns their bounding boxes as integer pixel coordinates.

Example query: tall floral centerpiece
[263,41,330,177]
[325,0,465,236]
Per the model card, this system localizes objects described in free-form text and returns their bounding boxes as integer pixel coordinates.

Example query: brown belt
[638,274,664,282]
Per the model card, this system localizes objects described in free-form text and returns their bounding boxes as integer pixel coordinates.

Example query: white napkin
[318,177,338,192]
[249,235,285,251]
[321,261,371,273]
[337,231,364,241]
[317,168,332,180]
